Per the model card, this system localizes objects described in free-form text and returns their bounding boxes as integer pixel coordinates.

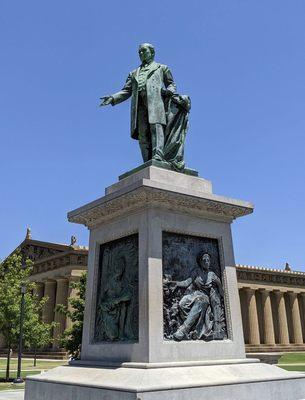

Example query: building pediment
[12,239,75,264]
[5,230,89,277]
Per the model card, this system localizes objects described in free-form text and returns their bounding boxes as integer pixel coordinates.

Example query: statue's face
[199,254,210,271]
[114,258,125,277]
[139,45,154,64]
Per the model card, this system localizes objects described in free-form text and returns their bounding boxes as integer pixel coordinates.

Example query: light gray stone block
[25,361,305,400]
[105,165,213,195]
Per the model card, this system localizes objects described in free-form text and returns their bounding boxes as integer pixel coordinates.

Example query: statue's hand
[100,96,113,106]
[112,297,121,305]
[161,88,174,97]
[169,282,178,292]
[99,303,108,311]
[100,302,112,312]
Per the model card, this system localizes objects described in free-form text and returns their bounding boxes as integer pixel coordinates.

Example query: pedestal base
[25,360,305,400]
[52,166,305,399]
[119,159,198,180]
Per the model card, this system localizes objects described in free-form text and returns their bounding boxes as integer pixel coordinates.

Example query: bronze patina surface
[100,43,191,172]
[94,234,139,342]
[163,232,227,341]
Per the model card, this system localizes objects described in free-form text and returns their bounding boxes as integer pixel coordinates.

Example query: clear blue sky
[1,1,304,270]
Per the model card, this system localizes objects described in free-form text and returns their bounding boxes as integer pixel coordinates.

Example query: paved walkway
[0,390,24,400]
[279,363,305,366]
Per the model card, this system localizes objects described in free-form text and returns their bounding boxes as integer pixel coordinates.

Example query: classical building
[0,230,88,354]
[237,263,305,355]
[1,230,305,357]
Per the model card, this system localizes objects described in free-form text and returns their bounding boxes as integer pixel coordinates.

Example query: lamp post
[14,281,26,384]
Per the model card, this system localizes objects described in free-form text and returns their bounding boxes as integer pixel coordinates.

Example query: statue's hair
[139,42,155,56]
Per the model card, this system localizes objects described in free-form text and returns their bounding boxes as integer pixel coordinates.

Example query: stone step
[246,344,305,353]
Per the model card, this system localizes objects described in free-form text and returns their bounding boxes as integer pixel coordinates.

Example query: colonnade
[239,287,305,347]
[33,276,79,349]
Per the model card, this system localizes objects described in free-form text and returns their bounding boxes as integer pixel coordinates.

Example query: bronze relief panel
[94,234,139,342]
[163,232,227,341]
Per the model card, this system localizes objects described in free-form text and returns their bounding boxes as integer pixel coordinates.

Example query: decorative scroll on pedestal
[163,232,227,341]
[94,234,139,342]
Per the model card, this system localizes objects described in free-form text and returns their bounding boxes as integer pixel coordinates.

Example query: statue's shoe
[173,327,186,341]
[151,155,164,162]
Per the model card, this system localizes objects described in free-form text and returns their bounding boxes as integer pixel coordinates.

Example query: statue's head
[138,43,155,64]
[197,252,211,271]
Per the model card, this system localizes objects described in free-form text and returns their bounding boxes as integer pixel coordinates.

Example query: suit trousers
[137,90,165,163]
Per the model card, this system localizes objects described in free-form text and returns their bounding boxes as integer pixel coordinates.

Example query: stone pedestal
[25,166,305,400]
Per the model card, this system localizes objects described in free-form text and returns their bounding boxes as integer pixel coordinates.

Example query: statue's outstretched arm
[100,73,133,107]
[175,277,192,288]
[111,73,133,105]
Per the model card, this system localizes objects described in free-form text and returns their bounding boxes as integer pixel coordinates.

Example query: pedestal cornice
[68,167,253,229]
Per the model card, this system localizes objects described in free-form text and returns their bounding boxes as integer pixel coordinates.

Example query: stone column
[33,282,45,319]
[288,291,303,345]
[65,276,80,330]
[274,290,290,345]
[53,277,69,349]
[260,289,275,345]
[245,288,260,345]
[239,288,249,343]
[34,282,44,301]
[300,293,305,340]
[42,280,57,324]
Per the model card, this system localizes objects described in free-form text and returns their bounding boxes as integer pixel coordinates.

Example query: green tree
[26,300,55,366]
[0,253,54,380]
[57,272,86,360]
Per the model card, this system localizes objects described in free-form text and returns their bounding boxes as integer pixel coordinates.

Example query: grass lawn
[0,358,66,370]
[279,365,305,372]
[277,353,305,372]
[0,358,67,391]
[278,352,305,364]
[0,370,42,379]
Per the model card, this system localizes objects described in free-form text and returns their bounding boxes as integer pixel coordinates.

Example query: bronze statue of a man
[100,43,176,162]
